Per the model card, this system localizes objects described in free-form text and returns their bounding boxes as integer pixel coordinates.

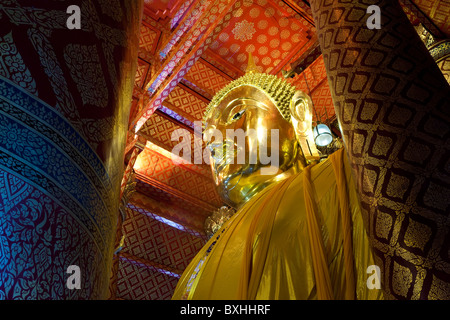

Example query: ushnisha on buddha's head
[202,55,319,209]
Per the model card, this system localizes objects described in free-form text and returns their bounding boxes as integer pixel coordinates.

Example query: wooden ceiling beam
[135,172,220,212]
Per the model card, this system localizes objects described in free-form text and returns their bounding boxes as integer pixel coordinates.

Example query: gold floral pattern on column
[309,0,450,300]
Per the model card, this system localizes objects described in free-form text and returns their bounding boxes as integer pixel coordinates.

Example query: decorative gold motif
[231,19,256,41]
[204,206,236,238]
[415,23,437,48]
[245,52,258,74]
[64,44,108,108]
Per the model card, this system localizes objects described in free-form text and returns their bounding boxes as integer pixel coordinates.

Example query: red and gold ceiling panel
[164,84,209,122]
[115,193,207,299]
[201,49,245,79]
[288,55,335,123]
[179,79,215,101]
[207,0,316,75]
[310,80,335,124]
[148,138,213,179]
[135,58,151,90]
[137,112,177,149]
[137,112,209,166]
[159,103,195,128]
[138,22,162,62]
[134,147,222,207]
[289,54,327,93]
[183,58,234,96]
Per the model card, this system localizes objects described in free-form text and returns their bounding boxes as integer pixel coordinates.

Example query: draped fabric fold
[172,148,383,300]
[303,164,334,300]
[330,148,356,300]
[244,176,295,299]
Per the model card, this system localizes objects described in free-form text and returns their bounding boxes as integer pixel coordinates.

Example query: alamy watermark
[367,5,381,29]
[66,265,81,290]
[66,4,380,31]
[171,121,280,175]
[367,265,381,289]
[66,5,81,30]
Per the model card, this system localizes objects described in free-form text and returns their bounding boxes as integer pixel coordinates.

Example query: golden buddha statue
[172,56,383,300]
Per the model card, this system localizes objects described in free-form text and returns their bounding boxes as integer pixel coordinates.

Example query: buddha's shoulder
[280,158,336,199]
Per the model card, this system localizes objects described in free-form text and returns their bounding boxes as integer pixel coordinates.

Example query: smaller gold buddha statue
[172,56,383,300]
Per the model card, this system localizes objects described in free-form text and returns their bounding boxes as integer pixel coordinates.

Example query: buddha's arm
[310,0,450,299]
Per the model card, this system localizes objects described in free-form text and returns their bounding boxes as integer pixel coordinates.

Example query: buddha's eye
[232,109,246,121]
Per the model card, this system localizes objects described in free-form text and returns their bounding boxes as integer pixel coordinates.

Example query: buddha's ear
[289,90,320,162]
[289,90,312,125]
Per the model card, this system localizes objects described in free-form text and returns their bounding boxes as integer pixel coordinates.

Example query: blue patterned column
[0,0,143,299]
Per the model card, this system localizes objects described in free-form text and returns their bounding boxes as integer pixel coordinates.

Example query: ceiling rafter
[135,173,219,212]
[131,0,238,133]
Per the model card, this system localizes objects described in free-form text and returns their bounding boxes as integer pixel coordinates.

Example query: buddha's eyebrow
[223,98,270,116]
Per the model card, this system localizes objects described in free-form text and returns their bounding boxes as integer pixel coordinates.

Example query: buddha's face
[203,85,301,209]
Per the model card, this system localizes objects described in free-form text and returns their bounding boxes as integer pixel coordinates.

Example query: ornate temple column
[107,167,137,300]
[430,40,450,84]
[309,0,450,299]
[415,24,450,84]
[0,0,143,299]
[107,140,144,300]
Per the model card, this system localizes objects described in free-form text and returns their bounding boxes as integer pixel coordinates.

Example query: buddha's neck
[234,159,304,210]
